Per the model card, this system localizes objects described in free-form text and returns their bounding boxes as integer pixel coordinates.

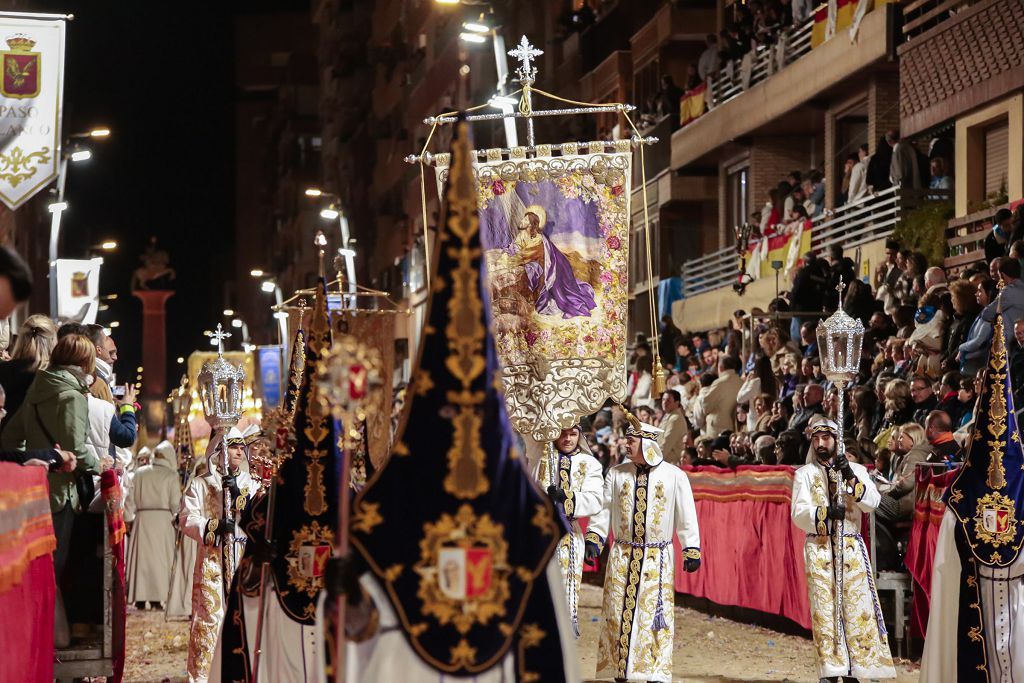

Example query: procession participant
[126,440,180,610]
[182,425,258,683]
[591,410,701,682]
[791,419,895,682]
[525,424,605,636]
[921,312,1024,682]
[214,291,331,683]
[334,116,577,683]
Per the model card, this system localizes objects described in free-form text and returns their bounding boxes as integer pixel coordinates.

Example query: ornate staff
[197,324,246,600]
[815,276,864,656]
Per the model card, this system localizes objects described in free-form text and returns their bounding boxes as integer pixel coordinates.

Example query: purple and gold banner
[437,144,631,440]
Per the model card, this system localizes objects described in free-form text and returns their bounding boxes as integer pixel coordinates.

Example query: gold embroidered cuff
[564,492,575,518]
[204,518,219,546]
[584,531,604,551]
[235,494,248,512]
[683,547,701,561]
[851,481,866,502]
[815,506,828,536]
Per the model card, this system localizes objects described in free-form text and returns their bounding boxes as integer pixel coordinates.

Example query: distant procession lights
[304,188,323,197]
[70,149,92,162]
[261,281,277,293]
[462,22,490,33]
[459,32,488,43]
[320,207,340,220]
[249,269,264,278]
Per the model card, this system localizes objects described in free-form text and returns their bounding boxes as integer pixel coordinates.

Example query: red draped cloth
[101,469,128,683]
[673,465,811,629]
[905,467,958,641]
[0,463,56,682]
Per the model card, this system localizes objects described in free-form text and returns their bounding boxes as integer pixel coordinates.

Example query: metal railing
[680,187,952,298]
[707,18,814,109]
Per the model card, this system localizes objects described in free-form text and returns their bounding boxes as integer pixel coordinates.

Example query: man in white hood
[126,440,180,610]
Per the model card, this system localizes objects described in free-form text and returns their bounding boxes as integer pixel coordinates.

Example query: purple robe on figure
[523,233,596,318]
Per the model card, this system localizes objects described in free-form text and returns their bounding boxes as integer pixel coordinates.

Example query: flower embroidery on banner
[606,235,621,250]
[599,271,614,285]
[524,330,538,347]
[611,184,624,196]
[491,180,505,195]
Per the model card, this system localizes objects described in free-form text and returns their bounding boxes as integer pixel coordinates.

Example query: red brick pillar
[133,290,174,432]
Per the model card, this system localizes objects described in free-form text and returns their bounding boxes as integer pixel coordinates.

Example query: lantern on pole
[198,324,246,431]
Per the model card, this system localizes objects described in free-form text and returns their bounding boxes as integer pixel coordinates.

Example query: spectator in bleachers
[887,129,921,189]
[982,257,1024,345]
[924,410,961,463]
[697,34,720,81]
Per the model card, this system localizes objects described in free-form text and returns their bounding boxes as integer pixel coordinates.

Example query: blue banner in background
[257,345,283,408]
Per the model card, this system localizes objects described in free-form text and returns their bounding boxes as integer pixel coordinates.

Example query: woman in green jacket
[2,333,101,645]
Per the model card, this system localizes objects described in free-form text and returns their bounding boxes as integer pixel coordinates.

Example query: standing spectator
[2,334,100,647]
[984,208,1014,262]
[0,315,56,435]
[874,239,903,315]
[692,355,744,438]
[656,74,684,121]
[697,34,720,81]
[959,276,995,375]
[839,154,857,205]
[866,136,893,193]
[824,244,855,311]
[887,129,920,189]
[628,354,654,409]
[658,389,687,465]
[789,253,826,338]
[982,257,1024,345]
[848,143,870,203]
[0,246,33,320]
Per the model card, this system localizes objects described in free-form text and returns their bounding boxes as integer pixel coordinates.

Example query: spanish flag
[680,82,707,127]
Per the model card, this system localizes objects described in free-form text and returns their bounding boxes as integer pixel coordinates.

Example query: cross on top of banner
[508,35,542,84]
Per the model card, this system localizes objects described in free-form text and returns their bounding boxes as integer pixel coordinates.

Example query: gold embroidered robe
[181,470,255,683]
[791,461,896,680]
[591,462,700,682]
[532,445,605,632]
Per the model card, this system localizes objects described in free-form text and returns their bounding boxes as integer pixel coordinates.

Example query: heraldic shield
[2,35,40,98]
[349,116,574,680]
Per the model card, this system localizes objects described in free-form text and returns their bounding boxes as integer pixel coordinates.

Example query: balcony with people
[671,0,899,170]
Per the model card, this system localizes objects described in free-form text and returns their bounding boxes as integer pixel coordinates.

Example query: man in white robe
[525,425,605,635]
[590,412,701,682]
[126,440,180,609]
[791,419,895,682]
[182,429,257,683]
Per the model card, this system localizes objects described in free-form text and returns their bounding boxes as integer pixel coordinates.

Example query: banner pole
[0,11,73,20]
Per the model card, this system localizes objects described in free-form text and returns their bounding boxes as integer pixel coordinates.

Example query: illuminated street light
[176,357,184,364]
[250,269,264,278]
[48,201,68,213]
[320,207,340,220]
[261,280,277,293]
[459,32,487,43]
[89,128,111,138]
[338,247,356,258]
[70,149,92,162]
[304,188,323,197]
[231,318,243,328]
[463,21,490,33]
[223,308,235,317]
[99,240,117,250]
[109,321,120,328]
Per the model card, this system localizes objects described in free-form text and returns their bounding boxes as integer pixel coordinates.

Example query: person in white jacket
[126,440,180,609]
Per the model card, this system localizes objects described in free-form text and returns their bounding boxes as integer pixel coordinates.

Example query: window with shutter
[984,121,1010,198]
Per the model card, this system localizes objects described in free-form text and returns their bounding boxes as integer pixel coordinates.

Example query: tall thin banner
[436,143,631,441]
[257,345,283,408]
[0,15,65,209]
[55,257,100,324]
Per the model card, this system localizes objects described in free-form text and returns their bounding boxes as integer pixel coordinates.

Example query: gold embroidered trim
[616,468,649,678]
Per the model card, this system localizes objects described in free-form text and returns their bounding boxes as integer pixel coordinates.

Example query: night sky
[27,2,243,391]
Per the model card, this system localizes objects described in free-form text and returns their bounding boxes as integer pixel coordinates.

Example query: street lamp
[259,279,288,345]
[223,308,235,317]
[48,127,111,317]
[457,17,516,145]
[306,190,358,300]
[319,206,340,220]
[99,240,117,251]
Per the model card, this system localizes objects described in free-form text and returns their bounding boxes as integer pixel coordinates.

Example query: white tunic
[791,461,896,680]
[526,440,604,634]
[921,510,1024,683]
[125,451,181,603]
[591,461,700,682]
[181,469,256,683]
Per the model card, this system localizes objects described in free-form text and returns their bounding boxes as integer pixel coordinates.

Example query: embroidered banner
[55,257,101,324]
[436,146,631,441]
[0,15,65,209]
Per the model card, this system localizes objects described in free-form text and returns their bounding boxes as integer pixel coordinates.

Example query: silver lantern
[816,277,864,383]
[198,324,246,430]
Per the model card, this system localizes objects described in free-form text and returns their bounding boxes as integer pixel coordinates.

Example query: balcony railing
[680,186,952,298]
[902,0,977,40]
[706,19,814,110]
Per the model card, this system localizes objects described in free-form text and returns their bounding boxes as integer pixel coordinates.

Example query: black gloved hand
[827,503,846,521]
[546,485,567,504]
[683,557,701,573]
[834,452,855,482]
[584,541,601,563]
[249,534,278,565]
[325,554,363,606]
[215,518,238,537]
[222,475,242,503]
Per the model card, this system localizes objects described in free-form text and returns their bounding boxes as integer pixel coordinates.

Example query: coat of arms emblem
[1,35,40,99]
[974,492,1018,547]
[70,271,89,298]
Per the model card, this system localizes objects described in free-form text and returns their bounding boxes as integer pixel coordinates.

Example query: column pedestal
[132,289,174,434]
